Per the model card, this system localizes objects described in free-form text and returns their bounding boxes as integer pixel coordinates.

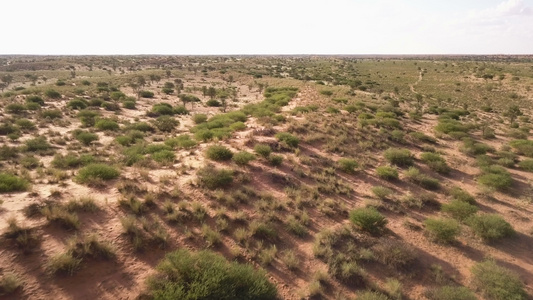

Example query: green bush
[349,207,387,234]
[276,132,299,148]
[424,218,461,243]
[206,145,233,161]
[232,151,256,166]
[6,103,26,114]
[404,167,440,190]
[254,144,272,158]
[193,114,208,124]
[268,154,283,166]
[15,118,35,130]
[518,159,533,172]
[52,153,94,169]
[151,103,174,115]
[478,166,512,191]
[26,95,45,106]
[152,150,175,164]
[375,165,398,180]
[123,100,136,109]
[371,185,393,199]
[467,214,514,242]
[461,138,494,156]
[74,131,99,145]
[509,139,533,157]
[77,164,120,183]
[420,152,451,174]
[44,89,61,99]
[41,109,62,119]
[434,119,468,134]
[384,148,413,167]
[25,136,51,152]
[95,119,119,131]
[197,166,233,189]
[448,186,475,204]
[337,158,358,174]
[147,249,277,300]
[441,200,478,221]
[206,99,221,107]
[20,155,40,169]
[472,260,526,300]
[67,99,88,110]
[426,286,476,300]
[357,291,389,300]
[153,115,179,132]
[139,90,154,98]
[0,173,28,193]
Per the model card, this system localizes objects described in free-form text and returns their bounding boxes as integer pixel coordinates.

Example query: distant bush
[139,90,154,98]
[424,218,461,243]
[426,286,476,300]
[371,185,393,199]
[74,131,99,146]
[151,103,174,115]
[509,139,533,157]
[349,207,387,234]
[441,200,477,221]
[173,105,188,115]
[472,260,526,300]
[337,158,359,173]
[372,238,416,269]
[0,173,28,193]
[77,164,120,184]
[276,132,299,148]
[448,186,475,204]
[44,89,61,99]
[129,122,154,132]
[404,167,440,190]
[46,253,81,276]
[232,151,256,166]
[434,119,468,134]
[6,103,26,114]
[477,165,512,191]
[206,145,233,161]
[41,109,62,119]
[268,154,283,166]
[254,144,272,158]
[26,95,45,106]
[467,214,514,242]
[25,136,51,152]
[420,152,450,174]
[164,135,197,149]
[52,153,94,169]
[147,249,277,300]
[123,100,136,109]
[151,150,175,164]
[153,115,178,132]
[206,99,221,107]
[460,138,494,156]
[409,131,437,143]
[376,165,399,180]
[384,148,413,167]
[193,114,208,124]
[95,119,119,131]
[67,99,88,110]
[197,165,233,189]
[15,118,35,131]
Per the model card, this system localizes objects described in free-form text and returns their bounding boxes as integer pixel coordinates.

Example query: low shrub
[197,165,233,189]
[41,109,62,119]
[95,119,119,131]
[151,150,175,164]
[420,152,450,174]
[424,218,461,243]
[375,165,398,180]
[26,95,44,106]
[426,286,476,300]
[205,145,233,161]
[384,148,413,167]
[139,90,154,98]
[76,164,120,183]
[371,185,393,199]
[441,200,478,221]
[153,115,178,132]
[0,272,22,295]
[518,159,533,172]
[268,154,283,166]
[509,139,533,157]
[44,89,61,99]
[372,238,416,269]
[0,173,28,193]
[164,135,196,149]
[467,214,514,242]
[349,207,387,234]
[232,151,256,166]
[472,260,526,300]
[25,136,51,152]
[46,253,81,276]
[337,158,359,174]
[478,165,512,191]
[193,113,208,124]
[254,144,272,158]
[67,99,88,110]
[276,132,299,148]
[448,186,476,204]
[404,167,440,190]
[147,249,277,299]
[74,131,99,146]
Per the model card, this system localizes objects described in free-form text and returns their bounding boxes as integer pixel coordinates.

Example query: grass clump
[471,260,526,300]
[0,173,28,193]
[518,159,533,172]
[147,249,277,299]
[371,185,393,200]
[357,291,389,300]
[164,134,197,149]
[73,130,99,146]
[76,163,120,184]
[448,186,476,204]
[276,132,299,148]
[41,206,80,230]
[254,144,272,158]
[350,207,387,234]
[232,151,256,166]
[441,200,477,221]
[384,148,413,167]
[205,145,233,161]
[424,218,461,243]
[46,253,81,276]
[376,165,398,180]
[67,234,115,260]
[404,167,440,190]
[337,158,358,174]
[426,286,476,300]
[467,214,515,242]
[420,152,451,174]
[0,272,22,295]
[197,165,233,189]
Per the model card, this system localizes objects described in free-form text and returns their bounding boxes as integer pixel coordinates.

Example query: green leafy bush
[41,109,62,119]
[205,145,233,161]
[420,152,450,174]
[404,167,440,190]
[95,119,119,131]
[25,136,51,152]
[77,164,120,183]
[74,131,99,146]
[384,148,413,167]
[276,132,299,148]
[147,249,277,300]
[44,89,61,99]
[371,185,393,199]
[424,218,461,243]
[232,151,256,166]
[153,115,178,132]
[139,90,154,98]
[441,200,478,221]
[0,173,28,193]
[509,139,533,157]
[477,165,512,191]
[337,158,358,174]
[254,144,272,158]
[151,103,174,115]
[472,260,526,300]
[448,186,475,204]
[349,207,387,234]
[197,165,233,190]
[376,165,398,180]
[268,154,283,166]
[6,103,26,114]
[26,95,44,106]
[518,159,533,172]
[193,114,208,124]
[67,99,88,110]
[152,150,175,164]
[434,119,468,134]
[467,214,514,242]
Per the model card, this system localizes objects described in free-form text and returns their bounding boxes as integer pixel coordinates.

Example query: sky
[1,0,532,55]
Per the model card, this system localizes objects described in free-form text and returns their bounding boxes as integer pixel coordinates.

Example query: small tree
[504,105,522,126]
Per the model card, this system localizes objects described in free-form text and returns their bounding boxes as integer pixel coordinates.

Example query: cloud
[469,0,532,21]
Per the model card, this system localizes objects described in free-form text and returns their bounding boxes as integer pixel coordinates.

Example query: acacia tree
[504,105,522,125]
[179,94,200,109]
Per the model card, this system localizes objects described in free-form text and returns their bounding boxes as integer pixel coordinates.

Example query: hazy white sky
[1,0,532,54]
